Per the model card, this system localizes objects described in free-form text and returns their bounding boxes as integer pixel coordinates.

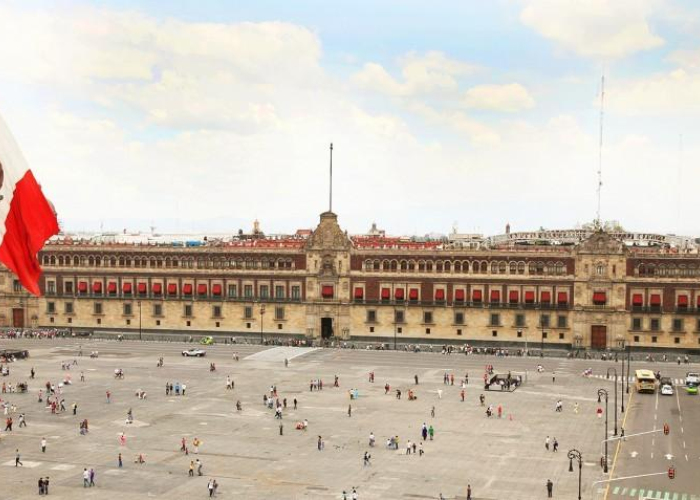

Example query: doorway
[12,308,24,328]
[321,317,334,339]
[591,325,607,349]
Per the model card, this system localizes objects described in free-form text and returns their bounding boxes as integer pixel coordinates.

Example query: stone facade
[1,211,700,351]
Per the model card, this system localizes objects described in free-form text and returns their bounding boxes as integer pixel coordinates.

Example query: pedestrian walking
[552,438,558,452]
[15,449,23,467]
[38,477,44,495]
[428,425,434,440]
[41,437,47,453]
[89,468,95,487]
[196,459,203,476]
[348,405,352,417]
[118,453,123,468]
[467,484,472,500]
[188,461,195,477]
[279,423,283,436]
[574,402,579,414]
[106,391,111,403]
[546,479,553,497]
[293,398,297,410]
[545,436,550,450]
[363,451,371,466]
[82,469,89,487]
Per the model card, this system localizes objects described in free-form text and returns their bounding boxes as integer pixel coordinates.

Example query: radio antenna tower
[596,75,605,230]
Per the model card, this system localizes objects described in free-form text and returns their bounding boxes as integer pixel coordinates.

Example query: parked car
[182,349,206,357]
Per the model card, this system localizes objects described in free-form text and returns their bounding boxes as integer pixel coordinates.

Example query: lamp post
[260,304,265,345]
[598,388,610,473]
[541,330,545,357]
[568,448,583,500]
[393,305,397,351]
[137,300,142,341]
[619,343,627,413]
[626,344,631,394]
[606,367,618,435]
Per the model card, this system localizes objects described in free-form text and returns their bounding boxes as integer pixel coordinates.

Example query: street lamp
[626,344,631,394]
[393,305,398,351]
[568,448,583,500]
[619,345,626,413]
[260,304,265,345]
[137,300,142,341]
[597,388,610,473]
[541,330,545,357]
[606,367,618,435]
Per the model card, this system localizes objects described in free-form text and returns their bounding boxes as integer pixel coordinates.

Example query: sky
[0,0,699,237]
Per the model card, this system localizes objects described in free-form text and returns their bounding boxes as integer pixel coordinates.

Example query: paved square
[0,339,697,499]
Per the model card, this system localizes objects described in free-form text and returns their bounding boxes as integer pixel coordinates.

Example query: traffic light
[663,423,670,435]
[668,466,675,479]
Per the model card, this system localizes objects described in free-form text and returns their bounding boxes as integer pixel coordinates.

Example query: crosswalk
[586,374,687,386]
[611,485,699,500]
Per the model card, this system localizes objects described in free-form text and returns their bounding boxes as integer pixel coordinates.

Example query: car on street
[685,383,698,395]
[686,372,700,386]
[199,336,214,345]
[182,348,206,357]
[660,383,674,396]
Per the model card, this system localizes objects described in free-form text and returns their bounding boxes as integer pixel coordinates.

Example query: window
[423,311,433,324]
[673,318,683,332]
[184,305,193,317]
[632,318,642,331]
[49,317,54,323]
[457,329,462,335]
[47,281,56,294]
[367,310,377,323]
[633,335,639,342]
[275,286,285,299]
[515,314,525,327]
[93,303,102,315]
[542,332,548,339]
[454,312,464,325]
[557,315,567,328]
[650,318,660,331]
[213,305,222,318]
[540,314,550,328]
[65,282,74,294]
[96,318,101,325]
[260,285,269,299]
[291,286,301,300]
[228,284,237,298]
[47,302,55,314]
[123,303,132,316]
[13,279,21,292]
[126,319,131,325]
[425,328,431,334]
[490,313,500,326]
[277,323,282,330]
[275,307,284,320]
[395,310,405,323]
[397,327,402,333]
[651,336,657,343]
[154,304,162,316]
[186,320,191,327]
[244,285,253,299]
[517,330,522,338]
[674,337,680,344]
[492,330,498,337]
[596,264,605,275]
[697,318,700,332]
[244,306,253,319]
[369,326,375,333]
[559,333,564,340]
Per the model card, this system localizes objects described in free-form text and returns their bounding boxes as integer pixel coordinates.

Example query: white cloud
[353,51,477,97]
[463,83,535,112]
[520,0,664,59]
[667,48,700,70]
[607,68,700,115]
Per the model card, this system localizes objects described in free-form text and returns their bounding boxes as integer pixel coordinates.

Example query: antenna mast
[596,75,605,229]
[329,143,333,213]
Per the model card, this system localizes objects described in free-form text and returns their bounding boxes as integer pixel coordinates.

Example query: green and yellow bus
[635,369,657,393]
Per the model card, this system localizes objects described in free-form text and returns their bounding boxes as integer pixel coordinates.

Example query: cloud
[607,68,700,115]
[352,51,477,97]
[463,83,535,112]
[667,48,700,70]
[520,0,664,59]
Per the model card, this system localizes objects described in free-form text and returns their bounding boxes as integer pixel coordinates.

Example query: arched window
[436,262,443,273]
[491,262,499,274]
[58,256,64,266]
[454,262,461,273]
[480,262,487,273]
[408,260,416,271]
[88,256,94,266]
[596,263,605,275]
[537,262,545,275]
[498,262,506,274]
[418,261,426,272]
[382,260,390,271]
[426,261,434,272]
[365,260,372,271]
[390,260,398,271]
[509,262,517,274]
[444,261,451,272]
[400,260,408,271]
[373,260,380,271]
[528,262,536,274]
[555,262,564,275]
[95,256,101,267]
[517,262,525,275]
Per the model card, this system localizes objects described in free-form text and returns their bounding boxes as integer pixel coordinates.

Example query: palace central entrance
[321,317,334,339]
[591,325,607,349]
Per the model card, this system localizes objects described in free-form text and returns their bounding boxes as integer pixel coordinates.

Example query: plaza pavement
[0,338,697,499]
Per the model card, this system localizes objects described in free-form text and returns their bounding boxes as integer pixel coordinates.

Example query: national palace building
[2,210,700,351]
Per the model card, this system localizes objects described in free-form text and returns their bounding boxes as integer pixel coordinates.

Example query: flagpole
[329,143,333,213]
